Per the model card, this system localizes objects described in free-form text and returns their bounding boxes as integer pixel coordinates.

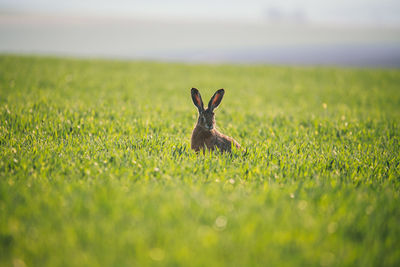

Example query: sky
[1,0,400,26]
[1,0,399,66]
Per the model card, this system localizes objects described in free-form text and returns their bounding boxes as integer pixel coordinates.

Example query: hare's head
[191,88,224,131]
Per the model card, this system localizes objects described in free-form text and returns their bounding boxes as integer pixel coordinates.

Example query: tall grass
[0,55,399,266]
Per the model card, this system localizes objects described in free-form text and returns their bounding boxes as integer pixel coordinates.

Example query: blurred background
[0,0,399,67]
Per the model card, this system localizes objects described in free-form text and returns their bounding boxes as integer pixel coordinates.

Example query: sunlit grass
[0,55,399,266]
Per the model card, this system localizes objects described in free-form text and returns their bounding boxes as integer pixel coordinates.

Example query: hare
[191,88,240,153]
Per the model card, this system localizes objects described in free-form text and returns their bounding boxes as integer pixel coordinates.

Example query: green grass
[0,55,399,267]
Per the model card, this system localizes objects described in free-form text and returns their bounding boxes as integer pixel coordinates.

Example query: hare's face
[198,109,215,131]
[191,88,224,131]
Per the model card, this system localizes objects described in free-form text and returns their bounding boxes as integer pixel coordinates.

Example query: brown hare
[191,88,240,153]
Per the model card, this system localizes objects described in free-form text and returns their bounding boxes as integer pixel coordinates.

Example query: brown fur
[190,88,241,153]
[191,126,240,153]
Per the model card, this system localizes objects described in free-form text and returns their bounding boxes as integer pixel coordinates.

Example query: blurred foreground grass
[0,55,399,266]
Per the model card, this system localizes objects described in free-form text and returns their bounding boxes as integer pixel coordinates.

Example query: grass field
[0,55,399,267]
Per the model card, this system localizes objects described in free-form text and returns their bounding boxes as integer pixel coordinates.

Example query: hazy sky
[1,0,400,66]
[1,0,400,25]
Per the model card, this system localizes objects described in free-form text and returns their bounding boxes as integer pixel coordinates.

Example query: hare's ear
[191,88,204,112]
[208,89,225,110]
